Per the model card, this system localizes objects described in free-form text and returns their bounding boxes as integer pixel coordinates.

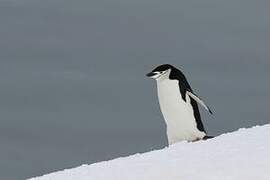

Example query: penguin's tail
[203,135,214,140]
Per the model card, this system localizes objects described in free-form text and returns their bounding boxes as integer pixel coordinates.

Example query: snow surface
[30,124,270,180]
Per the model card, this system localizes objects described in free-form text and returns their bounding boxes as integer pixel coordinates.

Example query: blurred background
[1,0,270,179]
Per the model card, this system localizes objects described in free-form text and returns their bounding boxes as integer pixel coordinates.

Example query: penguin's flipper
[186,91,213,114]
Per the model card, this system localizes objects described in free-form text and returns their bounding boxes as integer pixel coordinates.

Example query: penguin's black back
[168,66,206,132]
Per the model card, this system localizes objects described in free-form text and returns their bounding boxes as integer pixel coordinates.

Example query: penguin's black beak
[146,72,156,77]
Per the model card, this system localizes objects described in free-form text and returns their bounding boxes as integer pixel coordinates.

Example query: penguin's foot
[191,138,201,142]
[203,135,214,140]
[191,136,214,142]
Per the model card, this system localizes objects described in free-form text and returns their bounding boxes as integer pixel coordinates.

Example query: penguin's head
[146,64,174,80]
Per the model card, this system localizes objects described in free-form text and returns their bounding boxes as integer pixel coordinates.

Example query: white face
[148,69,171,80]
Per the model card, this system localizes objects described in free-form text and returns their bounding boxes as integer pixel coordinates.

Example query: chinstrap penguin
[146,64,213,145]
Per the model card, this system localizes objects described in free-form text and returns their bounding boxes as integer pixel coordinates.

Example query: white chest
[156,79,205,144]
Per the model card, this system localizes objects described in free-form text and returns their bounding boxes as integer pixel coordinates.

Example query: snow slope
[30,124,270,180]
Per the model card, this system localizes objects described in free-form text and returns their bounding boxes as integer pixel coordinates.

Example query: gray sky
[1,0,270,179]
